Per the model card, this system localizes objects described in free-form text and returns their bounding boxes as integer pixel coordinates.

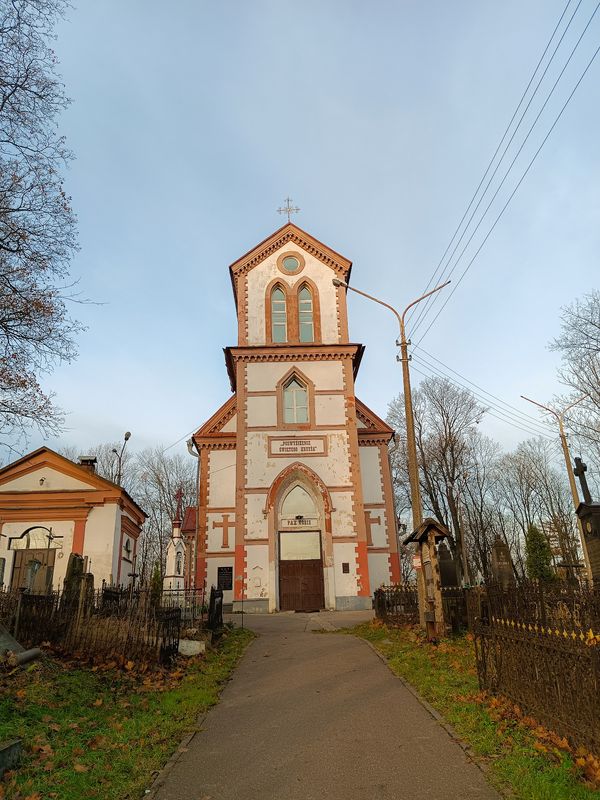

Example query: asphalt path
[151,611,499,800]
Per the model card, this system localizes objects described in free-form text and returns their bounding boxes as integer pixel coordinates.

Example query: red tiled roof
[182,506,197,533]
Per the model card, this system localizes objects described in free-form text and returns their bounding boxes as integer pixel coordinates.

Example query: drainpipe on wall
[187,439,200,591]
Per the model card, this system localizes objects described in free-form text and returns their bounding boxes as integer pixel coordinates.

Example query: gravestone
[574,457,600,583]
[491,536,515,589]
[437,541,459,587]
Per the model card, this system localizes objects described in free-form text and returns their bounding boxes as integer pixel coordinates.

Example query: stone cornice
[224,344,364,390]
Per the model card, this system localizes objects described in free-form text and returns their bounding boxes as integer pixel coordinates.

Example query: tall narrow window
[298,285,314,342]
[283,377,308,423]
[271,286,287,343]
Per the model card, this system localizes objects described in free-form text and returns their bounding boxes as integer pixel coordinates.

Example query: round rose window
[282,255,300,272]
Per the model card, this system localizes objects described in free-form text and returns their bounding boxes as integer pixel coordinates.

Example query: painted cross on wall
[213,514,234,549]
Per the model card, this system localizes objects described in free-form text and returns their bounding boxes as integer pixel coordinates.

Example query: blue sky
[30,0,600,460]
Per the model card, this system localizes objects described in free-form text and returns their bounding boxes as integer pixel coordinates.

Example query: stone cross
[174,487,184,521]
[574,457,593,504]
[213,514,234,549]
[364,510,381,547]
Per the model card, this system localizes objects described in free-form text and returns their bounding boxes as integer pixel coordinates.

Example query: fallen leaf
[93,698,103,707]
[74,763,89,773]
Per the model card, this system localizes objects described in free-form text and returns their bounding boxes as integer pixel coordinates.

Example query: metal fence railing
[0,586,188,665]
[467,582,600,754]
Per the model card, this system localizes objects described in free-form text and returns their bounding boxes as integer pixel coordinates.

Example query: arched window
[283,377,308,424]
[298,285,314,342]
[176,552,182,575]
[271,286,287,343]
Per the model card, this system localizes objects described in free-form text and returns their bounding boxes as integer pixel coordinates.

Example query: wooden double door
[278,530,325,612]
[11,549,55,592]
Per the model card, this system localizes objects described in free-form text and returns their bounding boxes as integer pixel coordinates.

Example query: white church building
[182,222,400,612]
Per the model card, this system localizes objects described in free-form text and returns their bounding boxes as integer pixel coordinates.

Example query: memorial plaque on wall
[268,436,327,457]
[217,566,233,591]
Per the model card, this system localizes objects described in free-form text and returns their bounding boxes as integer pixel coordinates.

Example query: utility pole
[521,395,592,581]
[332,277,450,628]
[333,279,450,530]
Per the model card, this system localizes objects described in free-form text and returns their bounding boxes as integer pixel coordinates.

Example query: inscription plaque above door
[268,435,327,457]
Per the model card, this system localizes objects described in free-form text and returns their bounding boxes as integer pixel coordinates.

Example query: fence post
[13,591,23,642]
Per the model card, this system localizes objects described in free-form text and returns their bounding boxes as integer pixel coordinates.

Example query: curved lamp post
[112,431,131,485]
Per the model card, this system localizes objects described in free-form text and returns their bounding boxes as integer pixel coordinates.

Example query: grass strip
[352,621,600,800]
[0,626,254,800]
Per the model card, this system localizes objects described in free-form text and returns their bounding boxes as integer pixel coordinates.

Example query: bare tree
[388,377,486,582]
[0,0,79,452]
[550,290,600,493]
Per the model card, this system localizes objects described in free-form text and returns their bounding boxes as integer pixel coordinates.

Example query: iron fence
[0,586,185,665]
[374,584,420,625]
[468,583,600,754]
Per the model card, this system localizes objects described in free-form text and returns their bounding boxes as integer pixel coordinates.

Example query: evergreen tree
[525,524,555,582]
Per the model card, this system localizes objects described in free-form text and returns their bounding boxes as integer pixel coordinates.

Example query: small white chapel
[170,221,400,612]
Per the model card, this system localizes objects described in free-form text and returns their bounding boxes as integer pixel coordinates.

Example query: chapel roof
[0,446,147,522]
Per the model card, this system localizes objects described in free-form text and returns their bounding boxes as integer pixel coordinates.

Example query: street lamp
[520,394,592,581]
[332,277,450,530]
[112,431,131,486]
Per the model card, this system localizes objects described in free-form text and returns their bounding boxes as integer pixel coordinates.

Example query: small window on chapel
[271,286,287,343]
[283,377,308,424]
[298,285,314,343]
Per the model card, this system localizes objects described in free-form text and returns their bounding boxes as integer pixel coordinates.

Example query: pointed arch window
[298,285,314,343]
[271,286,287,343]
[283,377,308,424]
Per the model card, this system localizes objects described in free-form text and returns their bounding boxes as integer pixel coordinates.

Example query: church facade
[191,223,399,612]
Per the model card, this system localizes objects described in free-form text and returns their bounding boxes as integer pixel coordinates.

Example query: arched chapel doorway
[277,482,325,612]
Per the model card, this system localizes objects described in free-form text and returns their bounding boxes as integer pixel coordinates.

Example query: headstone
[490,536,515,589]
[437,541,459,587]
[0,623,24,657]
[0,740,22,778]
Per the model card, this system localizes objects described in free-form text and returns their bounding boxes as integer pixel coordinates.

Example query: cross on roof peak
[277,196,300,223]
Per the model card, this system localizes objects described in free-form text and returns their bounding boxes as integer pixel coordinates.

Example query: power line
[407,0,579,333]
[414,344,555,429]
[414,27,600,346]
[410,357,555,440]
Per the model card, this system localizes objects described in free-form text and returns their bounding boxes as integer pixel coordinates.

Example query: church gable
[229,222,351,299]
[194,395,237,444]
[356,399,395,444]
[229,223,353,348]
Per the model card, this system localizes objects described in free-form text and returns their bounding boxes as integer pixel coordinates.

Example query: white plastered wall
[246,396,277,427]
[245,544,269,600]
[246,361,344,393]
[331,492,355,536]
[359,446,384,504]
[246,431,352,488]
[246,494,268,539]
[333,542,359,597]
[207,450,236,508]
[1,467,94,492]
[84,503,120,585]
[368,552,391,590]
[246,245,341,345]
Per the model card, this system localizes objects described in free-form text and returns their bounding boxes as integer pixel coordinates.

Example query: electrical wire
[407,0,579,332]
[413,344,555,429]
[414,30,600,346]
[410,358,555,440]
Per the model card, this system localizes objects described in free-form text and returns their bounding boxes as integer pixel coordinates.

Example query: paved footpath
[152,611,499,800]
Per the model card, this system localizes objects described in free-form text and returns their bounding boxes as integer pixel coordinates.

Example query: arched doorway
[277,482,325,612]
[9,526,62,592]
